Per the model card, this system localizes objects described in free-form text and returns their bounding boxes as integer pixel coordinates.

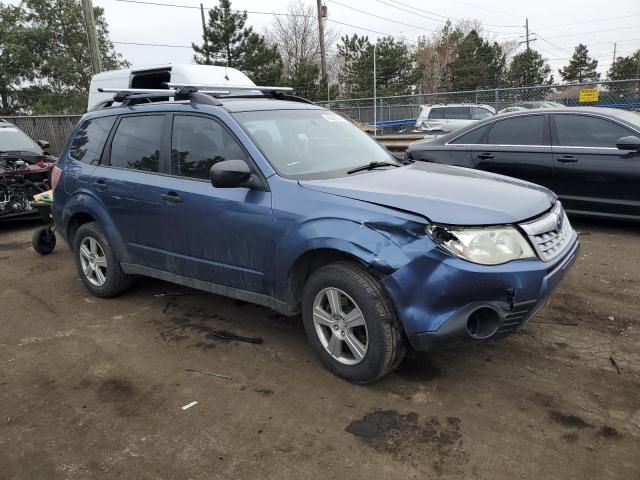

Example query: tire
[32,228,56,255]
[302,261,405,383]
[74,222,132,298]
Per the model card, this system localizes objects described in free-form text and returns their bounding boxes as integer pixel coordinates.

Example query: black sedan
[407,107,640,221]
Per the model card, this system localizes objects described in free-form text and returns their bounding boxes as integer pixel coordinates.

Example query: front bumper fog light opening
[466,307,501,339]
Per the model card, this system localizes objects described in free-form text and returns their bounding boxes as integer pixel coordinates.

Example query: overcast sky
[93,0,639,80]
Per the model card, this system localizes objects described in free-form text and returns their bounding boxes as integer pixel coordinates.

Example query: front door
[158,113,274,294]
[470,113,554,189]
[550,113,640,218]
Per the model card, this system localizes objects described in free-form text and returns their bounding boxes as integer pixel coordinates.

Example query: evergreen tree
[559,44,600,82]
[337,35,414,98]
[505,49,553,86]
[193,0,282,84]
[608,50,640,80]
[449,30,505,90]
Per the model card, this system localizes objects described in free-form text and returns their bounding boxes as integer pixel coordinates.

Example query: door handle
[477,152,494,160]
[93,179,107,191]
[557,155,578,163]
[161,192,183,203]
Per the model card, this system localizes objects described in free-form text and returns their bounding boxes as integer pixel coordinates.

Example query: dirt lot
[1,217,639,479]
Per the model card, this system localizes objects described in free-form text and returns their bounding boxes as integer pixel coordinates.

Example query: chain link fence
[2,115,81,156]
[318,79,640,135]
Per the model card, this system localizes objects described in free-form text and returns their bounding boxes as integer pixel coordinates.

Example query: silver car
[415,104,495,133]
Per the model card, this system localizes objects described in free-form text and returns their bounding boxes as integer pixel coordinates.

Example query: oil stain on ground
[346,410,467,475]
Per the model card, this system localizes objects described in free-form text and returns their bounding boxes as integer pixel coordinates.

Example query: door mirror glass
[616,135,640,151]
[210,159,252,188]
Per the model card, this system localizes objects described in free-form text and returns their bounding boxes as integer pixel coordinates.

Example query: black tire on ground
[74,221,132,298]
[32,227,56,255]
[301,261,406,383]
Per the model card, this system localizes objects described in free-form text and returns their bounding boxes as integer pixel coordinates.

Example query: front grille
[519,203,574,262]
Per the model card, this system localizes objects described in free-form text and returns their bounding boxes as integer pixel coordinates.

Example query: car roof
[421,103,493,108]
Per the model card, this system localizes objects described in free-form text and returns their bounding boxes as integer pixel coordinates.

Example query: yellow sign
[579,88,599,102]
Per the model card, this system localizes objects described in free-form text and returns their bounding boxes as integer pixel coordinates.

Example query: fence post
[495,89,500,113]
[379,97,384,135]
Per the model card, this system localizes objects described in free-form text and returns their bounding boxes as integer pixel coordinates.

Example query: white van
[88,64,256,111]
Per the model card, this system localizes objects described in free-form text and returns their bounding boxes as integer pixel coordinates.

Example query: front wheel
[302,261,405,383]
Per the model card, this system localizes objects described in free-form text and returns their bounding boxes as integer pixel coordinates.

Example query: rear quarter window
[69,116,116,164]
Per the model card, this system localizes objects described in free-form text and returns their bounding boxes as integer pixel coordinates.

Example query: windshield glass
[0,126,42,154]
[233,109,399,179]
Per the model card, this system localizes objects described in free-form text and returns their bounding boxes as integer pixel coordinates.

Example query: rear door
[550,113,640,217]
[91,113,172,268]
[469,113,554,189]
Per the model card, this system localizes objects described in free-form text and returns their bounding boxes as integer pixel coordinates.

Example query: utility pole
[525,18,530,51]
[373,43,377,137]
[81,0,102,74]
[316,0,327,83]
[200,4,211,64]
[612,42,617,71]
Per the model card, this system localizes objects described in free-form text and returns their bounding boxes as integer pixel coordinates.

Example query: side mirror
[37,140,50,151]
[210,159,255,189]
[616,135,640,151]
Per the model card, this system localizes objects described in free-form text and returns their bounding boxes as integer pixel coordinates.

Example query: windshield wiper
[347,161,400,174]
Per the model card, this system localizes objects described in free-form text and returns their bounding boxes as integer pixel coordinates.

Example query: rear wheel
[74,222,132,298]
[32,227,56,255]
[302,261,405,383]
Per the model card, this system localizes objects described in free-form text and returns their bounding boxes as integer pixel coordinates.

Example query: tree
[21,0,127,114]
[505,49,553,86]
[337,35,414,98]
[449,30,505,90]
[193,0,282,84]
[0,4,45,114]
[559,44,600,83]
[608,50,640,80]
[415,22,463,93]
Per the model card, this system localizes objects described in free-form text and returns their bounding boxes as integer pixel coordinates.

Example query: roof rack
[94,83,313,110]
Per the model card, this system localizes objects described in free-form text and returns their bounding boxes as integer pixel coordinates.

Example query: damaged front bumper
[381,237,580,351]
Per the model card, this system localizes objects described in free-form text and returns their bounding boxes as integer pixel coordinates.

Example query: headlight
[427,225,536,265]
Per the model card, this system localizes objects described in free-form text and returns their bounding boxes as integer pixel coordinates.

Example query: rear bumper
[382,238,580,351]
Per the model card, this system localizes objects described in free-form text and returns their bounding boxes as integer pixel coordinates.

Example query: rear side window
[70,116,116,164]
[554,114,633,148]
[171,115,247,179]
[487,115,545,146]
[429,107,471,120]
[109,115,164,172]
[450,125,489,144]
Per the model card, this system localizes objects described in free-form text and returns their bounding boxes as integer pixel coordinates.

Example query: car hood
[299,162,555,225]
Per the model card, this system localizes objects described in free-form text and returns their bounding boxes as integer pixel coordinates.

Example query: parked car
[498,101,564,113]
[407,107,640,220]
[53,86,579,383]
[414,104,495,133]
[0,119,55,220]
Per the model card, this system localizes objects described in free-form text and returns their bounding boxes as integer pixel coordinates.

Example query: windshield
[0,126,42,154]
[233,109,399,179]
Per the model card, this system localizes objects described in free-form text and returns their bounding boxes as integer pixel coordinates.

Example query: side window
[171,115,247,179]
[450,125,489,144]
[69,116,116,165]
[109,115,164,172]
[471,107,493,120]
[554,114,633,148]
[448,107,471,120]
[428,108,446,120]
[487,115,545,146]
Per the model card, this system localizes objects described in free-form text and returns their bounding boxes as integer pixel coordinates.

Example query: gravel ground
[0,217,638,479]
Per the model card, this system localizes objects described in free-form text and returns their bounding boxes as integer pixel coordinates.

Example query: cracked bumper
[382,238,580,351]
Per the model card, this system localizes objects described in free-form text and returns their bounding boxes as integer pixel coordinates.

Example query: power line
[113,40,192,48]
[543,24,639,40]
[327,0,436,33]
[535,12,640,30]
[110,0,313,17]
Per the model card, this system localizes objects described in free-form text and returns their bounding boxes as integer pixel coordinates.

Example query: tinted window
[171,115,247,179]
[110,116,164,172]
[69,116,115,164]
[554,114,633,148]
[450,125,489,144]
[429,107,471,120]
[487,115,545,145]
[471,107,493,120]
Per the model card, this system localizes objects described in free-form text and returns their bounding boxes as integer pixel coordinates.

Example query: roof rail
[166,83,293,93]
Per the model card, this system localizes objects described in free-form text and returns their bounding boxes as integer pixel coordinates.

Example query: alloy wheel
[312,287,368,365]
[79,236,108,287]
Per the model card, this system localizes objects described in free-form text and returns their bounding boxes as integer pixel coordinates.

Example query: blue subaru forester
[52,86,579,383]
